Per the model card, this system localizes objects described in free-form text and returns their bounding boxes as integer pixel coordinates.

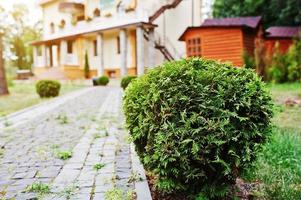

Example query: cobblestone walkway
[0,87,151,200]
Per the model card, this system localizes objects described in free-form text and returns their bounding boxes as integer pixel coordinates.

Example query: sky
[0,0,42,25]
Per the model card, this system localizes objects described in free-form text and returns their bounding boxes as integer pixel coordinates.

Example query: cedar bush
[123,58,273,198]
[36,80,61,98]
[96,76,109,86]
[84,51,90,79]
[121,75,137,90]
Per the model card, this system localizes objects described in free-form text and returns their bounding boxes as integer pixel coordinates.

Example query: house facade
[32,0,208,79]
[179,16,263,66]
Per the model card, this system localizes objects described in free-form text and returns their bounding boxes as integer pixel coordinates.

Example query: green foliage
[105,188,135,200]
[7,4,42,70]
[96,76,109,86]
[267,43,288,83]
[213,0,301,28]
[93,163,105,171]
[268,39,301,83]
[36,80,61,98]
[56,150,72,160]
[123,58,274,198]
[25,182,51,195]
[105,188,124,200]
[55,113,69,124]
[121,75,137,90]
[287,39,301,82]
[84,51,90,79]
[243,51,255,69]
[243,128,301,199]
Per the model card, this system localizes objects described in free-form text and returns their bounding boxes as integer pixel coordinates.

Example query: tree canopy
[213,0,301,28]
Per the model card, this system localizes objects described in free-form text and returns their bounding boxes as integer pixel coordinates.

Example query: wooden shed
[265,26,300,56]
[179,16,263,66]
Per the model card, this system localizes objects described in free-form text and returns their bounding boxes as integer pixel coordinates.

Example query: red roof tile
[202,16,262,29]
[266,26,301,38]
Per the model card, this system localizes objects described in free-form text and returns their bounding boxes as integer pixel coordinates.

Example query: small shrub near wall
[96,76,109,86]
[121,75,137,90]
[123,58,274,199]
[36,80,61,98]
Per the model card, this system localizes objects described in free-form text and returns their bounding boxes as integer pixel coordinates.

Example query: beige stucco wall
[42,0,72,38]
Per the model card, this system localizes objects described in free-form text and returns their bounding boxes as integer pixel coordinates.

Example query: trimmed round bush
[36,80,61,98]
[121,75,137,90]
[96,76,109,86]
[123,58,273,198]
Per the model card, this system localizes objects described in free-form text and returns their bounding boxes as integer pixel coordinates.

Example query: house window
[50,22,55,34]
[93,8,100,17]
[187,37,201,57]
[93,40,98,56]
[117,36,120,54]
[100,0,115,10]
[67,40,74,54]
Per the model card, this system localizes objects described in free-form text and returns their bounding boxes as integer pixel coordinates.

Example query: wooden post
[0,34,9,95]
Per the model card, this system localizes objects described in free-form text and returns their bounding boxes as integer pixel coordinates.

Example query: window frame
[186,37,202,57]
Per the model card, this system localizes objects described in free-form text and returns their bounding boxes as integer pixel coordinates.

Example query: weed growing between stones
[3,118,12,127]
[59,184,78,199]
[55,113,69,124]
[56,150,72,160]
[127,171,144,183]
[93,163,105,171]
[105,188,136,200]
[25,182,51,195]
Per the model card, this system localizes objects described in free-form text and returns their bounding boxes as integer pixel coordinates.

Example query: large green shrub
[123,58,273,198]
[121,75,137,90]
[36,80,61,98]
[96,76,109,86]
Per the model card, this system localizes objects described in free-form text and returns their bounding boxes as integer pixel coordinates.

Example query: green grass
[243,83,301,199]
[0,82,85,116]
[267,83,301,104]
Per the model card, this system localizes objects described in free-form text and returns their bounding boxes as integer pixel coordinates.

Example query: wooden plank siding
[184,27,245,66]
[265,38,293,56]
[243,30,256,57]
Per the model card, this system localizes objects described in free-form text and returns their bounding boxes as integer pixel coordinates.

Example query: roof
[202,16,262,29]
[39,0,84,6]
[179,16,262,41]
[265,26,301,38]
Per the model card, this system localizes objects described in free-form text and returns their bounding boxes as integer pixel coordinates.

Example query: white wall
[42,0,72,38]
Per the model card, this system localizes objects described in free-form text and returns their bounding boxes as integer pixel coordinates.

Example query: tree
[213,0,301,28]
[0,6,8,95]
[84,51,90,79]
[9,4,42,70]
[0,34,9,95]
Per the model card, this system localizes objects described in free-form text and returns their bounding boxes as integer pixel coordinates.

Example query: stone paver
[0,86,151,200]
